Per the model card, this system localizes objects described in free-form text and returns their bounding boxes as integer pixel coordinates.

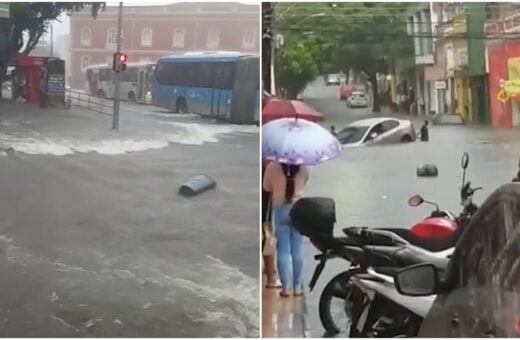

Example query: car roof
[352,91,365,95]
[348,117,401,127]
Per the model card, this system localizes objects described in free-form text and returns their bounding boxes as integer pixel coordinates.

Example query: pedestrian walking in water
[420,120,429,142]
[263,161,309,297]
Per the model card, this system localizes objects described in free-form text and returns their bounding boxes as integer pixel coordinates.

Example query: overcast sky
[45,1,258,42]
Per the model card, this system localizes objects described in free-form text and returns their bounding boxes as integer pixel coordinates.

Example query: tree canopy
[0,2,104,82]
[272,2,414,109]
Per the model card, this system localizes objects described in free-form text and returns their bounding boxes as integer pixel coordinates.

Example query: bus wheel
[176,98,188,113]
[128,91,136,101]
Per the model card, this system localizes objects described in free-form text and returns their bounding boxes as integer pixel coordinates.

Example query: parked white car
[346,91,369,108]
[336,117,417,147]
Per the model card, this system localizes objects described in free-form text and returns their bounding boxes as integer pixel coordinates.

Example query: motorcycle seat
[364,245,450,271]
[355,227,457,252]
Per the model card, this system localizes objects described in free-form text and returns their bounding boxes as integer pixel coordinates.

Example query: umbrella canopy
[262,91,275,110]
[262,99,324,124]
[262,118,341,165]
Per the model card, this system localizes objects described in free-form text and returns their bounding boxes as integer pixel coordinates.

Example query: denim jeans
[273,202,304,291]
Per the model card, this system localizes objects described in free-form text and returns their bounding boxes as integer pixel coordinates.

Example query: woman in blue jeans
[263,161,309,297]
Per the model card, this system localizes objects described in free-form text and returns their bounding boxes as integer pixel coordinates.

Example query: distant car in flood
[325,74,341,86]
[336,117,416,147]
[346,91,369,108]
[339,83,353,100]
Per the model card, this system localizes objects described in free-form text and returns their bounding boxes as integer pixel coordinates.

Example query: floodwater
[0,101,259,337]
[301,82,520,337]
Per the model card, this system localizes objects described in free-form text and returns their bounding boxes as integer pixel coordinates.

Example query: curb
[301,294,313,338]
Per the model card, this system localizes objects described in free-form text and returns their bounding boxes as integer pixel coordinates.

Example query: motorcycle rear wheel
[318,269,362,335]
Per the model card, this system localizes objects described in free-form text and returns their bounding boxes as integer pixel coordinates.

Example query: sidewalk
[261,275,311,338]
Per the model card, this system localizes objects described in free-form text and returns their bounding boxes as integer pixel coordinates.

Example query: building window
[172,27,185,48]
[81,56,91,71]
[141,28,153,47]
[242,29,255,48]
[81,27,91,46]
[107,27,118,46]
[206,28,220,49]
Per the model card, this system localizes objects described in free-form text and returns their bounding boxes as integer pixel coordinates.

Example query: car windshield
[336,126,369,144]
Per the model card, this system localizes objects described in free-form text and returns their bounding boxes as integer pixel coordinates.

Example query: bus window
[99,69,112,82]
[120,68,138,82]
[86,69,92,82]
[213,62,236,89]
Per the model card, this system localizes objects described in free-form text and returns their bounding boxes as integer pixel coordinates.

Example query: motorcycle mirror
[461,152,469,169]
[408,194,424,207]
[394,263,439,297]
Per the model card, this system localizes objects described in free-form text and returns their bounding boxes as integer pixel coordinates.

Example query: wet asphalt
[301,81,520,337]
[0,101,259,337]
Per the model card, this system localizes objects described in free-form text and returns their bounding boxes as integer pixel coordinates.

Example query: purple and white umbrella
[262,118,342,165]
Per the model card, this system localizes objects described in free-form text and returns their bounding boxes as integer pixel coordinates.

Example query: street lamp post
[112,2,123,131]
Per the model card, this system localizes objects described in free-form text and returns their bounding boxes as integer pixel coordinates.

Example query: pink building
[69,2,259,90]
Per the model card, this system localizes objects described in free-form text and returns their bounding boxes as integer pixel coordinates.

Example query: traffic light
[112,52,128,73]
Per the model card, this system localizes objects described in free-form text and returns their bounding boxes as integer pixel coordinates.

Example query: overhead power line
[272,25,520,40]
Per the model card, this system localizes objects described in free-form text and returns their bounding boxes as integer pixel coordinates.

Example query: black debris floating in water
[417,164,438,177]
[178,174,217,197]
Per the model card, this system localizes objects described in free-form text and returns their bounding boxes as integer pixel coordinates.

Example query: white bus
[85,63,155,101]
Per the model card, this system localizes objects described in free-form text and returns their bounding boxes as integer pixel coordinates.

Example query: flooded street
[301,82,520,337]
[0,102,259,337]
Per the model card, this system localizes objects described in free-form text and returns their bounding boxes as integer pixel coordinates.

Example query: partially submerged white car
[336,117,417,147]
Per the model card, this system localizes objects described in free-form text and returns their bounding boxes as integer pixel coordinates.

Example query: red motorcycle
[291,153,481,335]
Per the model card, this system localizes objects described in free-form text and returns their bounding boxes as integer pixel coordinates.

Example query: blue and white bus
[152,51,259,124]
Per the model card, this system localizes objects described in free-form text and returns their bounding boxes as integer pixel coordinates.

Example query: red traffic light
[119,54,127,63]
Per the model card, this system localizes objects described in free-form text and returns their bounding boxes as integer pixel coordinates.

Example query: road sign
[504,79,520,95]
[497,89,510,103]
[434,80,447,90]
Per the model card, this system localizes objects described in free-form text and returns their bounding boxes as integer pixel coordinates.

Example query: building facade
[484,3,520,128]
[69,2,259,90]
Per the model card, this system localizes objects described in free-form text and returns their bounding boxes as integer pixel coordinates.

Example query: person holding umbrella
[262,117,341,297]
[263,160,309,297]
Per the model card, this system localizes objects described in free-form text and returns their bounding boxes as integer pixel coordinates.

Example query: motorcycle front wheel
[318,269,362,335]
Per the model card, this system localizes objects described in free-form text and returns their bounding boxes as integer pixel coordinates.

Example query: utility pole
[262,2,272,94]
[50,24,53,57]
[112,2,123,131]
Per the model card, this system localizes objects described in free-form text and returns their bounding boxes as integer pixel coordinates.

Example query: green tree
[0,3,104,84]
[273,2,414,111]
[275,39,320,99]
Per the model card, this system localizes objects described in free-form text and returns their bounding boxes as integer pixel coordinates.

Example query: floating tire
[417,164,438,177]
[179,175,216,197]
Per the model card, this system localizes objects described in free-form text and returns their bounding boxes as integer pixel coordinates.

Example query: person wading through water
[263,161,309,297]
[420,120,429,141]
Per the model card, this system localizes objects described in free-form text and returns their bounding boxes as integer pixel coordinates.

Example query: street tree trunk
[369,73,380,112]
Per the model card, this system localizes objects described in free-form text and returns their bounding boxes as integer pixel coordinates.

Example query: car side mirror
[370,132,378,139]
[395,263,439,296]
